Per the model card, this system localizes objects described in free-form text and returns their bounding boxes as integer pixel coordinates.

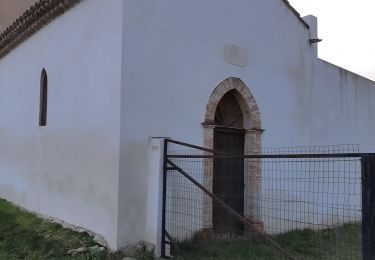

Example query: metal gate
[161,139,375,260]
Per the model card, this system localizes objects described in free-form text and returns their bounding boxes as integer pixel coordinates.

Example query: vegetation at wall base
[0,198,361,259]
[0,198,107,259]
[0,198,153,260]
[173,223,361,260]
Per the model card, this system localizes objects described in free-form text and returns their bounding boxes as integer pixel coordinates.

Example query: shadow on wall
[0,128,118,223]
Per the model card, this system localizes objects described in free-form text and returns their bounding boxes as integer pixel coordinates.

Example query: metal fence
[161,140,375,259]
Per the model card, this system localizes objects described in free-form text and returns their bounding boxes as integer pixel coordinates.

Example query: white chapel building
[1,0,375,254]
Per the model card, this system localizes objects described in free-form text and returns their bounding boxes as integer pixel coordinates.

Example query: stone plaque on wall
[223,43,248,67]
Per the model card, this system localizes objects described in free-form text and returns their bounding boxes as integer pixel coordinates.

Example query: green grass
[0,198,109,259]
[0,198,362,259]
[0,198,155,260]
[174,223,362,260]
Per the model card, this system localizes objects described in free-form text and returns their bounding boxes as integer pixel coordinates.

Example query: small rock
[120,242,144,257]
[143,241,155,254]
[119,240,155,257]
[94,234,109,247]
[88,245,100,252]
[67,247,87,255]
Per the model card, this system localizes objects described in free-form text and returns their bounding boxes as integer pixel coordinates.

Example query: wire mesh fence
[163,141,363,259]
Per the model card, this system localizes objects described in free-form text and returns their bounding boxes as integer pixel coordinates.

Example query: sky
[289,0,375,81]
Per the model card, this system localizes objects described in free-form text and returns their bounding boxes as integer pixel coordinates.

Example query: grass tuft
[174,223,362,260]
[0,198,106,259]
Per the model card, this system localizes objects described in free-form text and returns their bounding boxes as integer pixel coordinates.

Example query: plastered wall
[0,0,123,249]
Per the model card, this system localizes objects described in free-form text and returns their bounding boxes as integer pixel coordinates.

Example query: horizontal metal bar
[167,153,365,159]
[167,155,214,159]
[167,139,227,155]
[167,139,215,153]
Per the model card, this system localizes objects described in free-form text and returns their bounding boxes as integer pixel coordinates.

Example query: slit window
[39,69,48,126]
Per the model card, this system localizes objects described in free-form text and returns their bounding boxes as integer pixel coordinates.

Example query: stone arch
[203,77,263,154]
[202,77,264,233]
[204,77,261,131]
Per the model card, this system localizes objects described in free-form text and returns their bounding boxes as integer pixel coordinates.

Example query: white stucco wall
[311,59,375,150]
[119,0,375,248]
[0,0,123,249]
[119,0,315,247]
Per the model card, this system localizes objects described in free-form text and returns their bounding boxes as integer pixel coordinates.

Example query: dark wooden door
[213,127,244,234]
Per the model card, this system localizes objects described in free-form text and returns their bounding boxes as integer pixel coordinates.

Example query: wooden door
[213,127,244,234]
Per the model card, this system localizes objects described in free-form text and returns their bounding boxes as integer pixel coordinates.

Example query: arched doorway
[202,77,263,234]
[213,90,245,233]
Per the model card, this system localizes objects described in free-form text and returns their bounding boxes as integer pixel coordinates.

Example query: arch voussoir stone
[204,77,262,130]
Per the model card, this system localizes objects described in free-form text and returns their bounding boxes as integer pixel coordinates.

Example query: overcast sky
[289,0,375,81]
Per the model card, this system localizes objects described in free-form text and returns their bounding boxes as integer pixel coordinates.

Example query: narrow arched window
[39,69,48,126]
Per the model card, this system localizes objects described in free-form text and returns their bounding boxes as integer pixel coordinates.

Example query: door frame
[202,77,264,233]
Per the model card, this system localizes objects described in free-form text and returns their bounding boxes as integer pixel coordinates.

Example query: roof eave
[0,0,81,60]
[281,0,310,29]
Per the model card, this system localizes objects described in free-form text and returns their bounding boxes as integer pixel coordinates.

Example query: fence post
[144,137,169,258]
[362,154,375,260]
[161,138,168,258]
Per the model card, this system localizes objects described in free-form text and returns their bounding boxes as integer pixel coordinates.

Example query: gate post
[362,154,375,260]
[144,137,169,257]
